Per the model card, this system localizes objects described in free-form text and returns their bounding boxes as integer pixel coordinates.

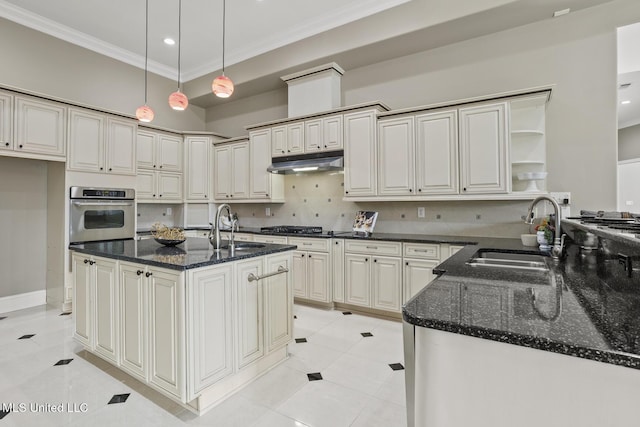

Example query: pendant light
[136,0,154,122]
[212,0,234,98]
[168,0,188,110]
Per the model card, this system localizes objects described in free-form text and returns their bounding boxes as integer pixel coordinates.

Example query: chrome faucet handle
[551,233,566,260]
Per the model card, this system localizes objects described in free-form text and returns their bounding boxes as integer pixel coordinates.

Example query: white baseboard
[0,290,47,314]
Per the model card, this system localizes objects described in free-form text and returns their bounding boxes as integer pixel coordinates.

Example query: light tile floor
[0,304,407,427]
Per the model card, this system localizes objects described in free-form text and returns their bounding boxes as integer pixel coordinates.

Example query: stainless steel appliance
[69,186,135,243]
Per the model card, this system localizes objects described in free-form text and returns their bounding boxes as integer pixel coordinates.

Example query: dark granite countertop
[69,238,297,271]
[403,230,640,370]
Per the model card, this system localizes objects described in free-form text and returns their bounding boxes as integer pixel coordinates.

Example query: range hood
[267,150,344,174]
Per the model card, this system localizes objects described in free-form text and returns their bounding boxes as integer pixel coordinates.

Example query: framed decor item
[353,211,378,235]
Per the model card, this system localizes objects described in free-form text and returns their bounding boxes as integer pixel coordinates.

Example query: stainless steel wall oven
[69,186,135,243]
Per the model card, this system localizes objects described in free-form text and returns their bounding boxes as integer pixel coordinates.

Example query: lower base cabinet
[403,259,440,303]
[344,253,402,312]
[72,251,293,410]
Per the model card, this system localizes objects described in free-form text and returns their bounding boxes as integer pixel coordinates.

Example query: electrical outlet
[166,207,172,215]
[417,207,425,218]
[265,207,271,217]
[550,192,571,217]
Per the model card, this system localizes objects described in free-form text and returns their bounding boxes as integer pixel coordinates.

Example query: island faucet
[525,195,566,260]
[209,203,236,251]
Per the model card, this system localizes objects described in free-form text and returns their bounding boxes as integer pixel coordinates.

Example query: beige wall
[0,17,206,131]
[619,124,640,160]
[0,157,48,298]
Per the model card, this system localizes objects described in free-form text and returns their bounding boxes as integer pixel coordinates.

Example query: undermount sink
[467,250,549,272]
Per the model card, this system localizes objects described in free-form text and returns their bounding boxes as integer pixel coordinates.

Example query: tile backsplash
[230,173,534,238]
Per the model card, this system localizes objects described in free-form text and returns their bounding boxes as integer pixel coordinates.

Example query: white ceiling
[0,0,621,108]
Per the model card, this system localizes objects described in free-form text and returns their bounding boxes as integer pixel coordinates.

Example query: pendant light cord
[177,0,182,90]
[221,0,226,75]
[144,0,149,104]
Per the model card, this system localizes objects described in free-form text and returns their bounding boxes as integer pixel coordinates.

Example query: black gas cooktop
[260,225,324,234]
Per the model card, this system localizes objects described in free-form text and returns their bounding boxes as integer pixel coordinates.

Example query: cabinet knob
[287,150,290,153]
[136,270,143,276]
[324,145,327,148]
[418,189,422,192]
[409,189,413,193]
[4,142,8,147]
[18,144,23,148]
[100,167,103,170]
[266,193,269,197]
[406,262,409,266]
[309,254,312,258]
[153,165,156,168]
[463,187,467,192]
[84,259,89,264]
[145,272,153,277]
[374,259,377,263]
[230,195,233,198]
[89,261,95,265]
[365,258,368,262]
[345,191,349,194]
[335,241,339,245]
[159,165,163,168]
[301,254,305,257]
[281,150,285,153]
[152,194,156,197]
[108,168,112,171]
[204,195,207,198]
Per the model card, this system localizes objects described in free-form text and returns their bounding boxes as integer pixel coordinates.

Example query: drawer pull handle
[366,246,378,249]
[145,272,153,278]
[136,270,143,276]
[248,266,289,282]
[303,242,312,245]
[413,249,431,253]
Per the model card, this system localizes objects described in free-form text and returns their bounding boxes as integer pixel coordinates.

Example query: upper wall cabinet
[344,109,381,197]
[67,107,137,175]
[304,115,343,152]
[0,94,67,160]
[249,130,285,202]
[185,135,211,202]
[213,139,250,201]
[137,129,183,172]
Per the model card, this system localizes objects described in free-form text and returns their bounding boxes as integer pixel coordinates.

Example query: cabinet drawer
[253,235,288,244]
[287,237,329,252]
[403,243,440,260]
[344,240,401,256]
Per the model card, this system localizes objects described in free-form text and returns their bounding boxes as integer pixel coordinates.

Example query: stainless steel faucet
[525,195,566,260]
[209,203,236,251]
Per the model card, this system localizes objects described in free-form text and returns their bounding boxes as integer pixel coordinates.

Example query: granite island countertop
[403,234,640,370]
[69,237,297,271]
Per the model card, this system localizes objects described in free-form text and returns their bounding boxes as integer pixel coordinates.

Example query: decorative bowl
[520,234,538,247]
[516,172,548,181]
[154,237,186,247]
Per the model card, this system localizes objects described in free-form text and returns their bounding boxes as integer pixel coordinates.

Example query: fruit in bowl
[151,223,185,246]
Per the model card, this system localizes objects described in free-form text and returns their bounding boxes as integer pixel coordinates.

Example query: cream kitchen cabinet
[253,235,288,244]
[263,253,293,352]
[304,115,343,152]
[71,253,119,363]
[67,108,137,175]
[289,237,331,304]
[186,264,233,400]
[271,123,304,157]
[0,91,13,151]
[344,109,379,197]
[459,102,509,194]
[415,110,459,195]
[403,243,442,303]
[249,130,284,202]
[344,240,402,313]
[13,95,66,158]
[331,238,345,303]
[137,129,183,172]
[235,258,265,368]
[378,116,415,196]
[185,136,211,201]
[137,170,183,202]
[118,262,147,381]
[213,140,249,201]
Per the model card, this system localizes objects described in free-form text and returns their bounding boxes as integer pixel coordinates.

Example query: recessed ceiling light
[553,8,570,18]
[621,100,631,105]
[163,38,176,46]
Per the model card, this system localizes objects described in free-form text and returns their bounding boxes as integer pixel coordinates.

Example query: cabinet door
[158,134,183,172]
[287,123,304,155]
[345,253,370,307]
[292,251,307,298]
[459,103,509,194]
[415,110,459,195]
[157,172,183,201]
[72,253,93,347]
[264,253,293,352]
[136,170,156,200]
[0,91,12,150]
[119,263,147,381]
[67,108,104,172]
[148,268,185,400]
[137,130,156,169]
[371,256,402,312]
[94,258,118,363]
[236,259,264,368]
[106,117,137,175]
[231,141,249,199]
[14,96,66,156]
[378,117,415,196]
[249,130,273,199]
[332,239,345,303]
[403,259,439,303]
[186,136,210,201]
[213,144,231,200]
[271,125,287,157]
[344,110,377,197]
[323,115,343,150]
[187,265,233,399]
[305,118,323,152]
[308,252,330,303]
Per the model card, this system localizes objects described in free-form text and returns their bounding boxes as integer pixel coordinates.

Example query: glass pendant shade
[136,105,155,122]
[168,90,189,110]
[212,75,234,98]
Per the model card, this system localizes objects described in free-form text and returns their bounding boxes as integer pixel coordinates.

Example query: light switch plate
[265,207,271,217]
[549,192,571,218]
[417,207,425,218]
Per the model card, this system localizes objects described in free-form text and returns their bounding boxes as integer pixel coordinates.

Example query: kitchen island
[69,237,296,415]
[402,225,640,427]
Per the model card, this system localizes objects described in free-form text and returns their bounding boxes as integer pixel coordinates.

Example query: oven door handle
[71,201,134,207]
